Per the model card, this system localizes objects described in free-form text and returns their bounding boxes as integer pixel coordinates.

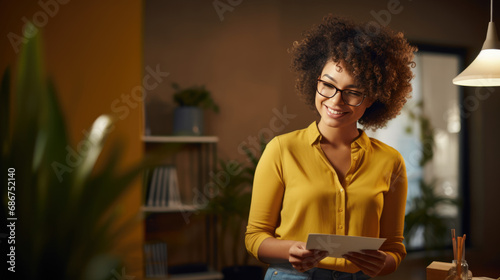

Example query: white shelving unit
[143,136,220,280]
[142,135,218,211]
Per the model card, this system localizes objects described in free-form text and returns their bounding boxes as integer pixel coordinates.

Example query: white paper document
[305,233,386,258]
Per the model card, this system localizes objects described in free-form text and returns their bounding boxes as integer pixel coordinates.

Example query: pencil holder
[446,260,472,280]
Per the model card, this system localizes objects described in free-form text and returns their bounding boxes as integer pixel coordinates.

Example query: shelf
[142,205,201,213]
[143,135,219,143]
[143,134,218,273]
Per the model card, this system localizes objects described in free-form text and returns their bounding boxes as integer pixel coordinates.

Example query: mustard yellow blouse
[245,122,408,273]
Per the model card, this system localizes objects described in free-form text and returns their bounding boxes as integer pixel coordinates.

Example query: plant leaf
[72,115,115,198]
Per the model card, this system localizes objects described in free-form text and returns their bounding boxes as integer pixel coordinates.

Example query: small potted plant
[201,140,267,279]
[172,83,219,136]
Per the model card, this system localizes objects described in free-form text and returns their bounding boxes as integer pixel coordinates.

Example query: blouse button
[274,271,278,275]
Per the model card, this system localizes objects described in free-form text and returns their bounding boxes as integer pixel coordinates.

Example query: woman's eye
[346,91,362,97]
[323,82,335,89]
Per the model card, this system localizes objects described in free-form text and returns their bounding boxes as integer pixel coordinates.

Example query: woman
[245,15,416,279]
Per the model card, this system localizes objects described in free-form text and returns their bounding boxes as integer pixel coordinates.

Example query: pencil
[452,229,457,260]
[457,236,463,276]
[462,234,466,261]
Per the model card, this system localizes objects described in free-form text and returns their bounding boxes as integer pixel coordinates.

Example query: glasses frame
[316,78,366,107]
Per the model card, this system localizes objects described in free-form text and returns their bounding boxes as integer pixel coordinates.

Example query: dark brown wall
[144,0,500,265]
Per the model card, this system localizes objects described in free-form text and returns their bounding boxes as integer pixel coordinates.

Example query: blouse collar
[307,121,370,152]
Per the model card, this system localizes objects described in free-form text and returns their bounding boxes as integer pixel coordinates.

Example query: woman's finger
[289,245,328,272]
[343,250,387,277]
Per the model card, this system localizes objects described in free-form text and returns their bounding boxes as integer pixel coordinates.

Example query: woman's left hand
[343,250,387,277]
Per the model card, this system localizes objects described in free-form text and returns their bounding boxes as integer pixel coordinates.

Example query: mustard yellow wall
[1,0,144,277]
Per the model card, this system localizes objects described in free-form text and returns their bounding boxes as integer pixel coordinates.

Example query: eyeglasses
[316,79,366,107]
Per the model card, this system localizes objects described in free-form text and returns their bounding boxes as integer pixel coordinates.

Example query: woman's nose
[328,91,345,105]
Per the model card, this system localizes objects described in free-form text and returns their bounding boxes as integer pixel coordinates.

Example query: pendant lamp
[453,0,500,86]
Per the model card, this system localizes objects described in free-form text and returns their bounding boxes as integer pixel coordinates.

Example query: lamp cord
[491,0,493,22]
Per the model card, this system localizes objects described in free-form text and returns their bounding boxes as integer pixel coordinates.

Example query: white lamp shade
[452,49,500,86]
[453,22,500,87]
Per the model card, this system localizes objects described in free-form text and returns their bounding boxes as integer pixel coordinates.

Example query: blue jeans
[264,263,370,280]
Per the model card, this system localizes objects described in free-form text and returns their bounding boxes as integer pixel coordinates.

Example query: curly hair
[290,15,417,130]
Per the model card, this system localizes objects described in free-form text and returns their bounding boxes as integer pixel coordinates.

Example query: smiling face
[315,60,373,133]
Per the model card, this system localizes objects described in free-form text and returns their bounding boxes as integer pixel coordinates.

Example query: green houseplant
[0,27,145,280]
[403,101,459,252]
[404,180,459,250]
[171,83,219,136]
[202,141,266,279]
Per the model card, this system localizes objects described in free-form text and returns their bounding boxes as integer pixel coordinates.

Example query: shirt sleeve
[245,137,285,261]
[379,152,408,268]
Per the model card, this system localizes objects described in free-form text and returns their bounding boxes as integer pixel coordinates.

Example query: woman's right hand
[288,241,328,272]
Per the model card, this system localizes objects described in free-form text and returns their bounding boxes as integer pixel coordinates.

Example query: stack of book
[144,166,182,207]
[144,242,168,278]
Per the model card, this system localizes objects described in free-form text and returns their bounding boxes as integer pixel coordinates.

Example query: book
[168,166,182,207]
[156,167,164,207]
[144,242,168,277]
[145,165,183,208]
[147,168,159,207]
[160,166,170,207]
